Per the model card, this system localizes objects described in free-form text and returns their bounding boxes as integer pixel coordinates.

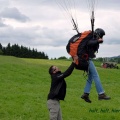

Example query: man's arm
[87,38,103,46]
[56,56,78,79]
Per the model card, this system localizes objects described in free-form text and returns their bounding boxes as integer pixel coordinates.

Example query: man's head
[94,28,105,38]
[49,65,60,75]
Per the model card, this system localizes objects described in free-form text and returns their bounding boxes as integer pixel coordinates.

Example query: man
[81,28,111,103]
[47,55,78,120]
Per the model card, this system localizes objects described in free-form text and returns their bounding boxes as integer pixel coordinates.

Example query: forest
[0,43,48,59]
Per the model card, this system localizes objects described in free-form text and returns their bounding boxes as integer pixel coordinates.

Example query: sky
[0,0,120,59]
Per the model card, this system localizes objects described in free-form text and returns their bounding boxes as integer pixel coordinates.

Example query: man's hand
[98,38,103,43]
[73,55,78,63]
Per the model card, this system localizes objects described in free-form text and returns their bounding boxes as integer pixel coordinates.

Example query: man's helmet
[94,28,105,38]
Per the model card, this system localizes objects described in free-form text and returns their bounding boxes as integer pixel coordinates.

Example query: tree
[0,43,2,50]
[5,43,11,55]
[0,43,49,59]
[0,43,3,55]
[0,49,3,55]
[58,56,68,60]
[96,57,103,62]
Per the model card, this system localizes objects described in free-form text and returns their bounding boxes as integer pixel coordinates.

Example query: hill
[0,55,120,120]
[110,55,120,58]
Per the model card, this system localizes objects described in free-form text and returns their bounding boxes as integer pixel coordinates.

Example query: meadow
[0,55,120,120]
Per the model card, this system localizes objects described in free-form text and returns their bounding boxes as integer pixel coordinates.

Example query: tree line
[56,56,120,64]
[0,43,48,59]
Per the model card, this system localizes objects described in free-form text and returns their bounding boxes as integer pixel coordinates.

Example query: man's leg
[81,60,93,103]
[89,60,104,94]
[89,60,110,100]
[47,99,62,120]
[57,105,62,120]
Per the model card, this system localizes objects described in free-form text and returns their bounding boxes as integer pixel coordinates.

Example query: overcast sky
[0,0,120,59]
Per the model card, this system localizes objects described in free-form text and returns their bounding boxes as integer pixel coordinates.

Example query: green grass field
[0,55,120,120]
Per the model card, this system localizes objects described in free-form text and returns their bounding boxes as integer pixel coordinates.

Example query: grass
[0,55,120,120]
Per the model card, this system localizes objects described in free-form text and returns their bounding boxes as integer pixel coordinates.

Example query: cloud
[0,0,10,10]
[0,18,7,27]
[0,22,7,27]
[97,44,120,57]
[0,26,34,46]
[98,0,120,10]
[0,0,120,58]
[0,24,70,48]
[0,7,30,22]
[10,0,55,6]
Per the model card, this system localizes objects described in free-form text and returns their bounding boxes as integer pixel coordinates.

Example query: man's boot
[81,93,91,103]
[98,93,111,100]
